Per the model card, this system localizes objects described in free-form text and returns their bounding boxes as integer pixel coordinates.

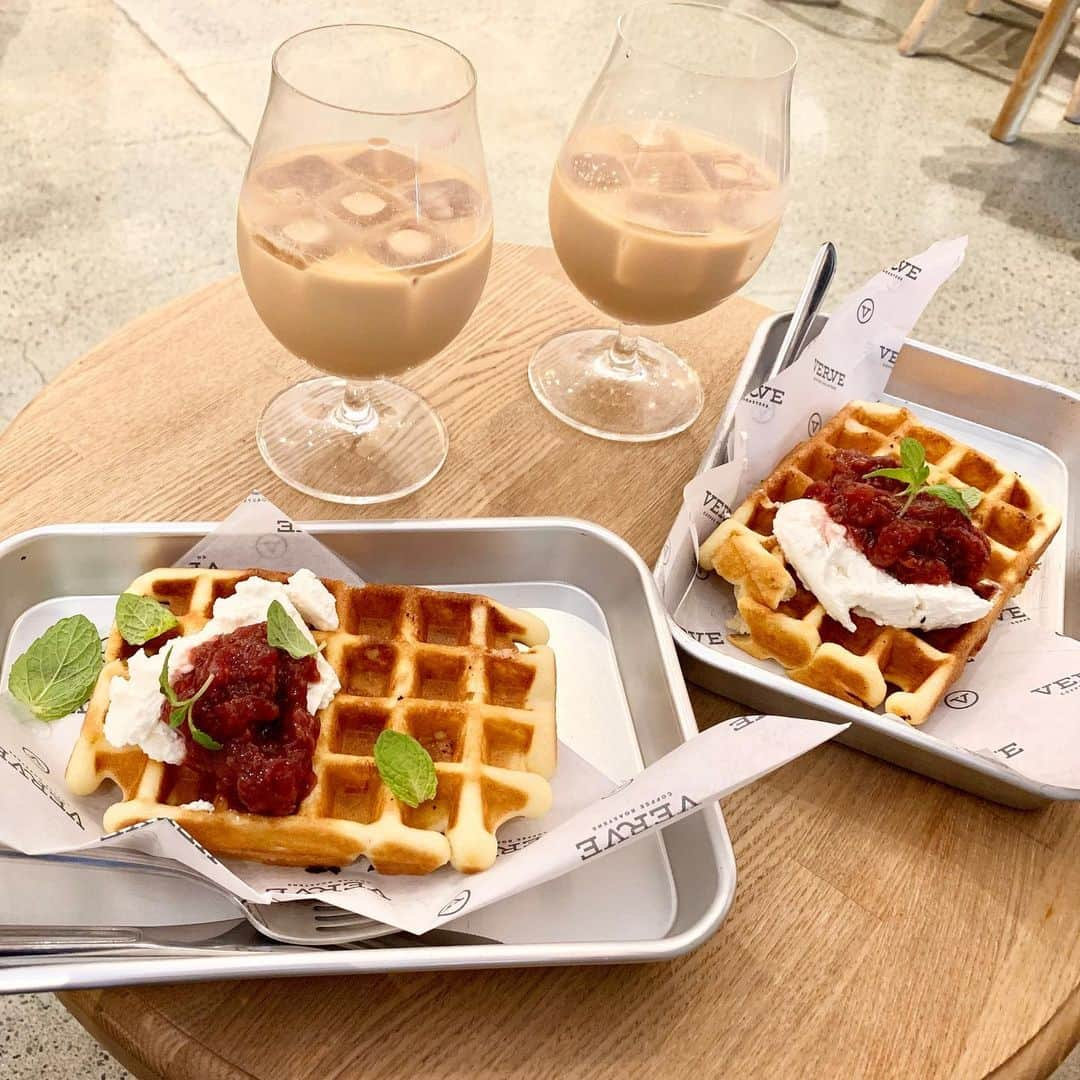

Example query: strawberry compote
[164,622,320,816]
[804,450,991,587]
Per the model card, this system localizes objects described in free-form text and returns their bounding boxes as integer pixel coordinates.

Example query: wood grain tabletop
[3,244,1080,1079]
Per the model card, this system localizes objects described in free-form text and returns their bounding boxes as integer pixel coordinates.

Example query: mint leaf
[173,672,214,730]
[924,483,965,508]
[8,615,103,721]
[864,438,980,520]
[899,437,925,476]
[266,600,317,659]
[188,711,222,751]
[115,593,178,646]
[159,646,180,705]
[158,647,215,737]
[923,483,976,518]
[374,729,437,808]
[865,466,913,484]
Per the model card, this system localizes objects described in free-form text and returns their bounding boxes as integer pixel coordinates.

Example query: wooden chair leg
[1067,72,1080,123]
[899,0,949,55]
[991,0,1080,142]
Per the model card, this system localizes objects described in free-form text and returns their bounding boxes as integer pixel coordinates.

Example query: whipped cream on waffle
[105,649,186,764]
[104,570,341,762]
[773,500,993,633]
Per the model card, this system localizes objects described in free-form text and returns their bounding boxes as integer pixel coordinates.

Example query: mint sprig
[866,437,982,518]
[373,729,437,808]
[115,592,178,646]
[266,600,318,659]
[8,615,103,721]
[187,714,222,751]
[158,647,219,750]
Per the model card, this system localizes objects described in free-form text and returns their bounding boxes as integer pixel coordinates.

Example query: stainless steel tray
[0,517,734,991]
[669,311,1078,809]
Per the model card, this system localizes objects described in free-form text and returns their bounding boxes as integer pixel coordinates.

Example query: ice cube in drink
[253,215,336,270]
[345,144,420,185]
[694,148,785,231]
[257,154,343,199]
[623,190,715,236]
[626,152,708,195]
[621,127,683,155]
[367,222,449,269]
[416,178,483,222]
[566,152,629,192]
[693,150,757,189]
[326,180,403,228]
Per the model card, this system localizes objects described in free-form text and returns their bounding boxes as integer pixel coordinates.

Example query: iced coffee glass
[238,25,492,503]
[531,2,795,441]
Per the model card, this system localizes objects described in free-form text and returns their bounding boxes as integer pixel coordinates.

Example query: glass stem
[334,380,379,436]
[606,324,644,378]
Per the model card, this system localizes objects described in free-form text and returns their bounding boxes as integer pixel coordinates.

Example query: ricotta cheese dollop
[103,570,341,762]
[772,499,993,633]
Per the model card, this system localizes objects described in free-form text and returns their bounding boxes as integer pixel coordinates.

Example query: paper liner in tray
[655,237,1080,792]
[0,495,845,936]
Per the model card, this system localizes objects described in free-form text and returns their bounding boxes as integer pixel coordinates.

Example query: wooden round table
[4,244,1080,1079]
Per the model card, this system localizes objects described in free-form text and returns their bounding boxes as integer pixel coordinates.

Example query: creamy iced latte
[549,124,784,325]
[238,141,492,378]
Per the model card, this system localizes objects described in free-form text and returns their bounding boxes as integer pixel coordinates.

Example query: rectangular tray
[669,311,1079,810]
[0,517,734,991]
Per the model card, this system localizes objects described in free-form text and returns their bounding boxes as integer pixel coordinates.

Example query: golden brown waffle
[66,569,557,874]
[698,400,1061,725]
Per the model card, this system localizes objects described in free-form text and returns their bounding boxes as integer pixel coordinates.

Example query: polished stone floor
[1,1,1078,1075]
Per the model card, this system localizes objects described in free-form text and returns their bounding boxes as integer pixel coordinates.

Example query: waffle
[66,569,557,874]
[698,400,1061,725]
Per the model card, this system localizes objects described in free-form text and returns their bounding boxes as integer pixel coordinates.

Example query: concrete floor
[1,0,1078,1075]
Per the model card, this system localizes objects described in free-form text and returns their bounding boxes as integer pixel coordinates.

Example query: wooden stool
[898,0,1080,141]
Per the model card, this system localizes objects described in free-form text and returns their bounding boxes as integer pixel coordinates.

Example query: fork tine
[313,911,376,926]
[311,904,371,918]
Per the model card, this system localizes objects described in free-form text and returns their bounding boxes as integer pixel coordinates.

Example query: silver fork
[0,850,392,950]
[0,851,495,950]
[250,901,499,947]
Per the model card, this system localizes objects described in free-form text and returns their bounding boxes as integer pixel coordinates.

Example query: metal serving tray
[0,517,734,991]
[670,312,1078,809]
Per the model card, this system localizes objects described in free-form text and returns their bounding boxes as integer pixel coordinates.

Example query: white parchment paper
[655,237,1080,791]
[0,496,847,936]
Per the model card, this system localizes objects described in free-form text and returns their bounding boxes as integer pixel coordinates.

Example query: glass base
[256,377,448,505]
[528,328,704,442]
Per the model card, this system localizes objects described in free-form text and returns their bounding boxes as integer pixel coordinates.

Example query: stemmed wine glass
[238,24,493,504]
[531,2,795,441]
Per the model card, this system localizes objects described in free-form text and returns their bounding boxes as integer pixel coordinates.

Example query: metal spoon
[698,241,837,473]
[769,241,837,381]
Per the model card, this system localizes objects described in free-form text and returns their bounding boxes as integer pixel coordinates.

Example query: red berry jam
[804,450,991,587]
[164,622,320,816]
